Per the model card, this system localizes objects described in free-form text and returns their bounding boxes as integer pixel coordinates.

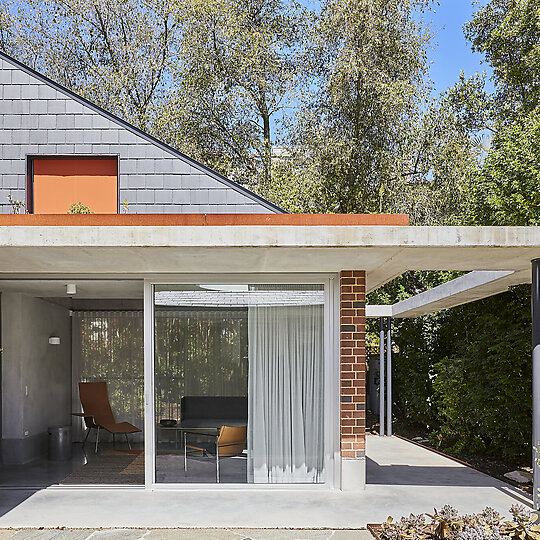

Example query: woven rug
[61,450,144,485]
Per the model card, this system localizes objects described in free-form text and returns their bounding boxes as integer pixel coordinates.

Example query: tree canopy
[378,0,540,463]
[0,0,180,129]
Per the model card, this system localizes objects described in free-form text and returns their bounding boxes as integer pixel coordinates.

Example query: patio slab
[0,436,531,529]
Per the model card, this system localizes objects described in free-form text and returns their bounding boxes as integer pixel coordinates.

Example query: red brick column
[340,270,366,459]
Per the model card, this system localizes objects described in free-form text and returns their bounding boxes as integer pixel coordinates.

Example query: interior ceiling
[0,280,143,299]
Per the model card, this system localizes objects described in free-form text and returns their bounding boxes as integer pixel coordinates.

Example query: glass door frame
[143,273,340,490]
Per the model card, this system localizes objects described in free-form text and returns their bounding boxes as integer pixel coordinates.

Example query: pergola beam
[366,270,521,319]
[367,267,540,504]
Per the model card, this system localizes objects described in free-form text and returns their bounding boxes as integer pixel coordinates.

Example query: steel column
[379,317,385,436]
[532,259,540,509]
[386,317,392,437]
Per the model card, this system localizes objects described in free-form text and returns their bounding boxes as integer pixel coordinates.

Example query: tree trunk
[262,111,272,189]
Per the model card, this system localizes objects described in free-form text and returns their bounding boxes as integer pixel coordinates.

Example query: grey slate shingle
[0,55,280,215]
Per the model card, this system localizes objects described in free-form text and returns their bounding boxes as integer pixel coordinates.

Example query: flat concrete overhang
[0,220,539,292]
[366,270,526,318]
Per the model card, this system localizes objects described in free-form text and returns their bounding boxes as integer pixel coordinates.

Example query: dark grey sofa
[180,396,247,428]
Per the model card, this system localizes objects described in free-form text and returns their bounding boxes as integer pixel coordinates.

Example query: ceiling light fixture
[66,284,77,295]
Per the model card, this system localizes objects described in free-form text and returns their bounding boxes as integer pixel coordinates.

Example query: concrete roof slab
[0,226,537,283]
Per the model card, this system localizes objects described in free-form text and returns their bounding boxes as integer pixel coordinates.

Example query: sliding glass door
[151,282,327,485]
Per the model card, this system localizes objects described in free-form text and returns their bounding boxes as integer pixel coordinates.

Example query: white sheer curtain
[154,308,248,422]
[248,304,325,483]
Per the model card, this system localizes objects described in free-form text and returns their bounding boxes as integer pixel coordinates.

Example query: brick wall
[340,270,366,459]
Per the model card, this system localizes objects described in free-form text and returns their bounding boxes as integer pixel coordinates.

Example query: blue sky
[427,1,491,95]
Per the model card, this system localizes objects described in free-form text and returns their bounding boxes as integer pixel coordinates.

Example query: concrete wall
[1,293,71,464]
[0,54,278,214]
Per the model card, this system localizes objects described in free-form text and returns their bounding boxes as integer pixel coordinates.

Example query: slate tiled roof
[0,51,283,214]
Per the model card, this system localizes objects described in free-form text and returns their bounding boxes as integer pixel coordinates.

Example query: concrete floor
[0,435,531,529]
[0,444,143,488]
[0,449,87,489]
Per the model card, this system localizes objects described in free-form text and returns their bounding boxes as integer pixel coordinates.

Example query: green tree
[465,0,540,119]
[445,0,540,226]
[475,108,540,225]
[0,0,180,129]
[448,0,540,135]
[157,0,304,187]
[290,0,433,214]
[388,99,480,225]
[271,0,479,225]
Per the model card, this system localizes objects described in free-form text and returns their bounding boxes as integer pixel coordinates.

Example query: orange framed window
[29,157,118,214]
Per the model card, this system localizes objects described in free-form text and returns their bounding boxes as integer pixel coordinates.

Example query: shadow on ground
[367,456,503,487]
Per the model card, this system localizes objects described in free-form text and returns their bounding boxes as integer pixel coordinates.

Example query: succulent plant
[379,505,540,540]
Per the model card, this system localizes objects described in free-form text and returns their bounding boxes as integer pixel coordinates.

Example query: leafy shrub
[392,314,443,431]
[68,202,93,214]
[432,286,531,461]
[388,284,531,463]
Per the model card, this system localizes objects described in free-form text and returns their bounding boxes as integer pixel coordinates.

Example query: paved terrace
[0,436,530,530]
[0,530,370,539]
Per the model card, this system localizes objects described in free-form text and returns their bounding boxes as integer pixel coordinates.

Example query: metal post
[184,431,187,473]
[379,317,385,436]
[532,259,540,509]
[216,435,220,483]
[386,317,392,437]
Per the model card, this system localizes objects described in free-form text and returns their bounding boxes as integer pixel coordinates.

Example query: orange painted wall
[0,213,410,226]
[32,158,118,214]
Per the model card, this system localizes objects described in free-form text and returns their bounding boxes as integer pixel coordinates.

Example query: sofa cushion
[180,396,247,425]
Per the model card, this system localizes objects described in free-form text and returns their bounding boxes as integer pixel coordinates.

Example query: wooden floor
[61,450,144,485]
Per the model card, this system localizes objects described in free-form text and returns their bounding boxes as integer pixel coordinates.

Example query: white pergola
[367,268,540,507]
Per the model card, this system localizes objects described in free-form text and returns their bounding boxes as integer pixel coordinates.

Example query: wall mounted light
[48,337,61,345]
[66,284,77,295]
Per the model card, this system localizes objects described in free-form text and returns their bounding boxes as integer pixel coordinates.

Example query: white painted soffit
[365,305,393,318]
[366,269,529,319]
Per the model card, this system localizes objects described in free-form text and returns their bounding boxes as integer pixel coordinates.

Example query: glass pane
[154,284,325,484]
[73,311,144,485]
